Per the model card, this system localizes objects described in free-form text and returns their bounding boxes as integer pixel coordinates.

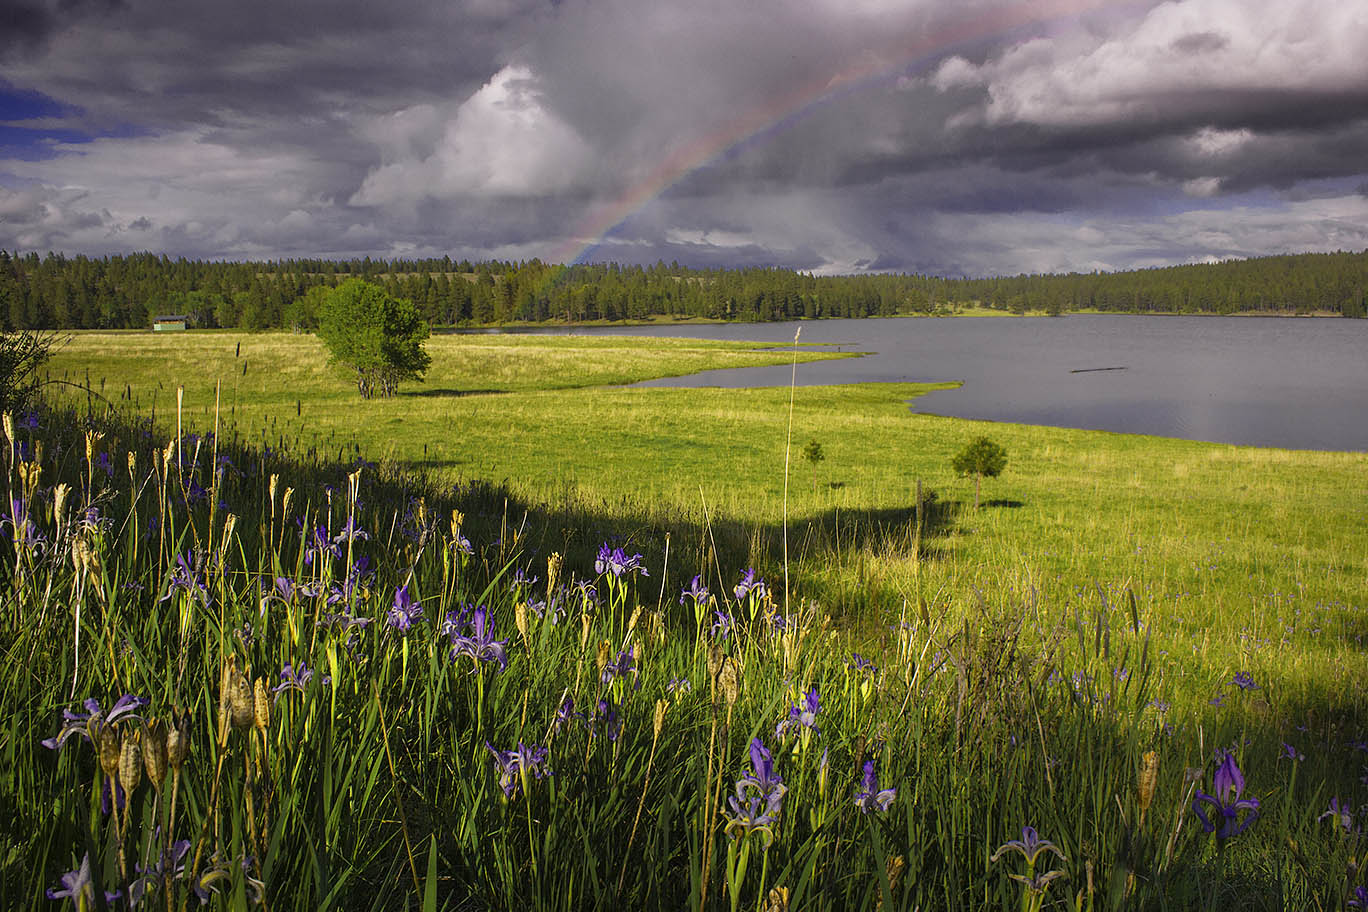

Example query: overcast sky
[2,0,1367,276]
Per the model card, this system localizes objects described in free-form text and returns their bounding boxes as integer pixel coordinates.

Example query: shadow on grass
[984,499,1025,508]
[401,387,504,398]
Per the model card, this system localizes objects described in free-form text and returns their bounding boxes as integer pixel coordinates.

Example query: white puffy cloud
[351,65,595,205]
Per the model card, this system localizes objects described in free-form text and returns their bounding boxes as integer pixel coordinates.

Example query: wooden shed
[152,315,188,331]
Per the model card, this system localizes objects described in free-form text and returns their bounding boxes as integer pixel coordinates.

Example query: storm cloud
[1,0,1366,275]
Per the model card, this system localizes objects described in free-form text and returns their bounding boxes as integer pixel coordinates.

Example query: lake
[558,315,1368,451]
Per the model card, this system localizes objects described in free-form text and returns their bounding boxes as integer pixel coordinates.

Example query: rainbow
[539,0,1132,286]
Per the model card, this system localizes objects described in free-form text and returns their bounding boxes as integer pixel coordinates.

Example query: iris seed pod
[253,678,270,731]
[1138,750,1160,815]
[99,725,121,781]
[142,719,168,789]
[229,667,254,730]
[119,732,142,797]
[652,699,668,741]
[167,709,191,771]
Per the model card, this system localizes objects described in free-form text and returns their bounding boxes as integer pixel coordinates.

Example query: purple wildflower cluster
[854,759,896,813]
[41,693,148,752]
[595,543,649,579]
[733,568,766,602]
[723,738,787,846]
[386,584,424,633]
[447,606,508,671]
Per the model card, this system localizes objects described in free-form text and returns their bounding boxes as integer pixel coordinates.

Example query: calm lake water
[560,315,1368,451]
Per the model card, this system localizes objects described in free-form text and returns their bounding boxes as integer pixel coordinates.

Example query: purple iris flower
[734,568,766,602]
[592,697,623,742]
[990,827,1069,894]
[595,543,648,578]
[486,741,550,799]
[666,677,692,696]
[680,575,712,607]
[775,688,821,743]
[46,854,121,907]
[41,693,148,752]
[1349,886,1368,909]
[1230,671,1257,690]
[129,838,192,907]
[1192,751,1260,839]
[711,608,734,641]
[1319,797,1354,833]
[272,662,314,699]
[448,606,508,671]
[600,647,639,688]
[854,759,897,813]
[724,738,787,844]
[552,696,584,733]
[848,653,877,675]
[331,518,369,548]
[1278,742,1304,762]
[160,551,209,605]
[386,584,424,633]
[739,737,785,798]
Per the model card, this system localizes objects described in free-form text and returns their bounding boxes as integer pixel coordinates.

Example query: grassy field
[48,330,1368,712]
[11,326,1364,908]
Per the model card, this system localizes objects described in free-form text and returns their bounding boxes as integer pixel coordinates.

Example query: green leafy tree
[0,328,60,414]
[802,438,825,492]
[952,436,1007,509]
[316,279,431,399]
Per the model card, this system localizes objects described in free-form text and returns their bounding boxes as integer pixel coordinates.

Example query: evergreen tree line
[1,247,1364,331]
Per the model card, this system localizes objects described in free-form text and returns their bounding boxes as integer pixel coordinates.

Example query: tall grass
[4,391,1366,910]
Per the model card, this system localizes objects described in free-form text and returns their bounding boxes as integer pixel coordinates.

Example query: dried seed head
[281,487,294,518]
[162,439,176,472]
[764,886,790,912]
[719,658,740,708]
[514,601,529,640]
[707,644,725,687]
[229,667,254,730]
[127,451,136,477]
[875,856,906,910]
[627,606,642,634]
[52,483,70,527]
[142,719,168,789]
[1,412,13,446]
[85,430,104,467]
[18,460,41,499]
[653,699,668,741]
[119,732,142,796]
[268,474,279,511]
[167,709,191,771]
[220,513,238,551]
[99,725,121,780]
[595,639,612,674]
[546,552,562,594]
[1138,750,1160,815]
[450,509,464,539]
[254,678,270,731]
[579,611,592,650]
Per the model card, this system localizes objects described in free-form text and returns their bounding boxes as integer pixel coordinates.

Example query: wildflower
[486,741,550,799]
[272,662,314,698]
[775,688,821,743]
[666,676,692,697]
[1192,751,1260,839]
[1278,742,1303,762]
[1318,797,1354,833]
[734,568,766,601]
[848,653,878,675]
[129,838,191,906]
[990,826,1069,894]
[449,606,508,671]
[595,543,648,578]
[1349,886,1368,909]
[854,759,896,813]
[591,697,623,742]
[160,550,209,606]
[552,695,583,734]
[724,738,787,845]
[1230,671,1257,690]
[41,693,148,752]
[386,584,423,633]
[512,566,539,591]
[600,646,639,688]
[46,854,121,908]
[711,608,734,641]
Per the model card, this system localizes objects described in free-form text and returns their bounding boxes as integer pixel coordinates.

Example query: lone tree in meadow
[952,436,1007,509]
[802,438,825,492]
[316,279,431,399]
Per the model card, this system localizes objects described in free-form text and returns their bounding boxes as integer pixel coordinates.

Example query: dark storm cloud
[1,0,1367,274]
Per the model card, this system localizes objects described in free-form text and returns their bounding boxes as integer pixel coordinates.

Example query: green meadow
[8,326,1365,909]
